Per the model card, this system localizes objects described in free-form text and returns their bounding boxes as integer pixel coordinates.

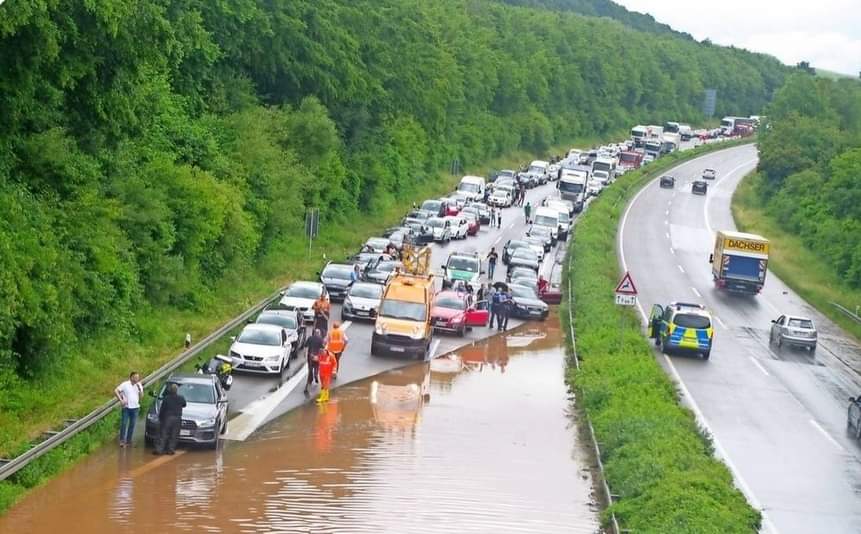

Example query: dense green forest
[0,0,787,392]
[756,74,861,287]
[501,0,691,38]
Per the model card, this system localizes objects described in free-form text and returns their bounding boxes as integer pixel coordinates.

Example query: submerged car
[341,282,384,321]
[659,175,676,188]
[145,374,228,450]
[692,180,708,195]
[770,315,817,353]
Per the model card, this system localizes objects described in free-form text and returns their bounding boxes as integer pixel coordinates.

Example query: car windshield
[435,296,466,310]
[557,212,570,224]
[350,284,383,299]
[512,249,537,261]
[374,261,401,273]
[422,200,441,211]
[674,313,711,329]
[511,268,537,280]
[507,240,528,251]
[534,214,557,227]
[379,299,426,321]
[788,318,814,329]
[237,327,282,346]
[526,236,545,247]
[322,265,353,280]
[510,286,537,299]
[164,382,215,404]
[286,285,319,299]
[256,313,297,330]
[428,218,445,228]
[531,226,551,237]
[459,182,480,193]
[448,257,479,272]
[498,171,516,179]
[366,239,388,249]
[528,165,545,174]
[559,181,583,193]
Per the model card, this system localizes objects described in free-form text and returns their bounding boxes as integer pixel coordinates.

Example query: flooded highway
[0,314,600,533]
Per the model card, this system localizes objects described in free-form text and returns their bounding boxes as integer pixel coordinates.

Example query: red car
[430,290,489,336]
[461,212,480,236]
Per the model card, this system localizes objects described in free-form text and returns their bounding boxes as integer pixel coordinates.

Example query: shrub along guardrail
[563,139,762,533]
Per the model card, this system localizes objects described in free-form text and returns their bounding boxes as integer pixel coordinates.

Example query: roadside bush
[565,140,760,533]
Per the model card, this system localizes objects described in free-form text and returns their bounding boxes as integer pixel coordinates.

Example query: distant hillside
[499,0,692,39]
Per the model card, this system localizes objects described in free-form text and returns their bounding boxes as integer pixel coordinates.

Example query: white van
[457,175,486,201]
[532,206,561,241]
[527,160,549,184]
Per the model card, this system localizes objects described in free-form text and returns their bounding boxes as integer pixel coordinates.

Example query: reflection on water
[0,314,599,533]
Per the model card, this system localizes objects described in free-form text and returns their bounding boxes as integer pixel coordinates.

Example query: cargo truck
[709,231,769,294]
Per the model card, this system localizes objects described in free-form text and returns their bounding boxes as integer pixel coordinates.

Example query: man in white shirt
[115,371,143,447]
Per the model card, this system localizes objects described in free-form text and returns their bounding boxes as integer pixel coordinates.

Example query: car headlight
[198,418,216,428]
[343,297,353,309]
[409,326,425,339]
[229,350,240,358]
[375,324,385,335]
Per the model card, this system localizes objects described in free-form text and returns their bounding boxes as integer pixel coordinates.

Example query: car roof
[668,302,710,317]
[786,315,814,322]
[350,282,383,291]
[167,373,216,385]
[436,290,466,300]
[291,280,323,290]
[242,322,284,334]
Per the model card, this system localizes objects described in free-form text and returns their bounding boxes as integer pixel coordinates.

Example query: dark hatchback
[319,262,355,302]
[659,175,675,188]
[692,180,708,195]
[145,374,228,450]
[502,239,531,264]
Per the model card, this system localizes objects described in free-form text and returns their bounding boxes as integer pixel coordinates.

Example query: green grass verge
[733,173,861,341]
[0,133,620,516]
[563,139,762,533]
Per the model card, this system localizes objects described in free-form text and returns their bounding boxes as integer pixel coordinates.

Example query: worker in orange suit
[316,349,337,404]
[325,321,348,379]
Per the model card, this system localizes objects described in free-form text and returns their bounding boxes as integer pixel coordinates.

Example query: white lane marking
[809,419,846,452]
[619,146,776,532]
[341,321,352,331]
[763,299,781,315]
[677,265,685,274]
[663,354,778,534]
[665,232,670,239]
[748,356,771,377]
[669,247,675,255]
[493,236,502,245]
[691,287,701,298]
[715,315,727,328]
[665,209,669,216]
[224,365,308,441]
[664,219,668,225]
[428,338,441,360]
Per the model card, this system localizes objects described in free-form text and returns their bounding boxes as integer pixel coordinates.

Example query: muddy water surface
[0,316,600,533]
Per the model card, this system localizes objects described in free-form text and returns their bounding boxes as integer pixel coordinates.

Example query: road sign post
[614,271,639,350]
[305,208,319,257]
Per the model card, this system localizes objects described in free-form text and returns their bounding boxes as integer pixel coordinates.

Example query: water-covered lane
[0,315,599,533]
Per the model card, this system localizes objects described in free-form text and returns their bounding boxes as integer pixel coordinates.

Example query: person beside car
[115,371,143,448]
[304,328,325,395]
[154,383,186,455]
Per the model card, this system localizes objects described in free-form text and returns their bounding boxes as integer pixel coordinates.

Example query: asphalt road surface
[220,175,569,441]
[620,143,861,534]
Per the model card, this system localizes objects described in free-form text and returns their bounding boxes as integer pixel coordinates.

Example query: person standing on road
[497,290,511,332]
[317,349,337,404]
[304,328,325,395]
[312,294,330,334]
[115,371,143,448]
[153,383,186,455]
[488,287,501,329]
[496,208,503,229]
[486,248,498,279]
[524,201,532,223]
[326,321,348,379]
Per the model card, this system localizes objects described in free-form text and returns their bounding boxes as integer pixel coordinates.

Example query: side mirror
[246,318,254,324]
[149,390,157,398]
[850,397,856,403]
[316,271,321,277]
[708,254,714,263]
[230,336,236,342]
[771,319,777,324]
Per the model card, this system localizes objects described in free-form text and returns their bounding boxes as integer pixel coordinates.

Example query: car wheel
[810,343,817,355]
[457,326,466,337]
[207,438,219,450]
[370,340,379,357]
[703,350,711,360]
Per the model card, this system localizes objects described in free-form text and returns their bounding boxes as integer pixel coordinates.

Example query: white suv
[229,323,292,374]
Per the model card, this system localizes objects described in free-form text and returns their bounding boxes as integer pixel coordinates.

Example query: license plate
[355,310,368,316]
[390,346,405,352]
[180,429,191,437]
[244,361,262,367]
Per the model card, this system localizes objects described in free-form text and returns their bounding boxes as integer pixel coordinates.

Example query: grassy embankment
[733,173,861,341]
[0,133,619,514]
[562,139,762,533]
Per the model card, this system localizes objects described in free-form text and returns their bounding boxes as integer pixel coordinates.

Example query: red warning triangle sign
[615,271,638,295]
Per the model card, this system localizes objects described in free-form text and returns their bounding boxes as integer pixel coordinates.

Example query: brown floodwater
[0,315,600,533]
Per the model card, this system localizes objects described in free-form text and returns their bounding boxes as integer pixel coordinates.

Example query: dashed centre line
[677,265,685,273]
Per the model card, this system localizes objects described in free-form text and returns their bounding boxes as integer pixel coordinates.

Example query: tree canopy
[0,0,788,383]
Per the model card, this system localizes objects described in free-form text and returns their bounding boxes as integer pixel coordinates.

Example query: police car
[649,302,714,359]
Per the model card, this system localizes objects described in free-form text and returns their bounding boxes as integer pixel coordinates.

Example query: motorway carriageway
[621,143,861,534]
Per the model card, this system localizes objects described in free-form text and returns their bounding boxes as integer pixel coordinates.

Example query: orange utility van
[371,273,433,359]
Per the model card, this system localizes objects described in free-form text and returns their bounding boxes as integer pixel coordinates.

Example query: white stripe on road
[669,247,675,255]
[223,365,308,441]
[677,265,685,273]
[809,419,845,452]
[715,315,727,329]
[341,321,352,331]
[428,338,441,360]
[665,232,670,239]
[691,287,701,298]
[748,356,771,377]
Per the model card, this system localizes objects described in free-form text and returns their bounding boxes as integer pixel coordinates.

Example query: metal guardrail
[0,285,287,482]
[831,302,861,325]
[565,238,621,534]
